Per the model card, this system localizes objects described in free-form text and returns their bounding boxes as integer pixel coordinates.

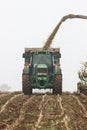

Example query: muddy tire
[53,74,62,95]
[22,74,32,95]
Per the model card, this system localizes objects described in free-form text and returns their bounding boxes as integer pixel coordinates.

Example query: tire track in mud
[57,95,64,117]
[76,93,87,110]
[35,95,58,129]
[3,95,35,130]
[0,93,14,110]
[0,92,87,130]
[36,95,70,130]
[57,95,70,130]
[32,94,47,130]
[0,92,23,111]
[12,94,44,130]
[0,93,23,114]
[72,95,87,117]
[62,93,87,130]
[0,93,27,130]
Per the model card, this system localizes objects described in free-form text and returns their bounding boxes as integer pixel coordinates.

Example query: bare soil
[0,92,87,130]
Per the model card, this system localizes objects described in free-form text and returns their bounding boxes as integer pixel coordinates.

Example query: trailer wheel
[22,74,32,95]
[53,74,62,95]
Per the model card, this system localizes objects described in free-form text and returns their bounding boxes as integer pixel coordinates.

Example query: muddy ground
[0,92,87,130]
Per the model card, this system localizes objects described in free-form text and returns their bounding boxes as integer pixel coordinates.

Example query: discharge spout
[43,14,87,50]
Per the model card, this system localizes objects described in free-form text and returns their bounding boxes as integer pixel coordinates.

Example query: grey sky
[0,0,87,91]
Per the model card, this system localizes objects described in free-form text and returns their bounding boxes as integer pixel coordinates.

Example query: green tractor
[22,48,62,95]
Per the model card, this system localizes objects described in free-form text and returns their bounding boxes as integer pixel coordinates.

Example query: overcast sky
[0,0,87,91]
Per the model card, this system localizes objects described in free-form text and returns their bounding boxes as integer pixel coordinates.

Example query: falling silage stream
[43,14,87,50]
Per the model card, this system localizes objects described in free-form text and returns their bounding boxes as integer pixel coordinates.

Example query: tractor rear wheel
[22,74,32,95]
[53,74,62,95]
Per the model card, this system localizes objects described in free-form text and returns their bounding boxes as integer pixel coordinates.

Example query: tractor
[22,48,62,95]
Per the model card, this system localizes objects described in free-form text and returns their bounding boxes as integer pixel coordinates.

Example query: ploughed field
[0,92,87,130]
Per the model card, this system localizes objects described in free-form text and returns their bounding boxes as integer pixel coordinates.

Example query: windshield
[32,53,52,66]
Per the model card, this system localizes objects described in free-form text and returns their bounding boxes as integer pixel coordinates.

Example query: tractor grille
[37,68,47,73]
[37,68,47,77]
